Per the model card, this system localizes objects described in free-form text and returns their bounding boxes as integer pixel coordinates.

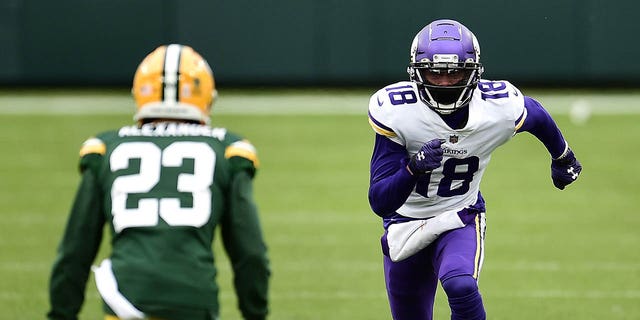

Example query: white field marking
[3,289,636,302]
[488,260,640,272]
[0,291,75,301]
[217,260,380,273]
[0,93,132,114]
[265,211,374,224]
[493,290,640,299]
[0,292,32,301]
[225,288,640,301]
[223,258,640,273]
[0,261,50,272]
[530,91,640,115]
[0,90,368,115]
[237,259,640,273]
[1,90,640,115]
[266,232,381,247]
[218,289,387,300]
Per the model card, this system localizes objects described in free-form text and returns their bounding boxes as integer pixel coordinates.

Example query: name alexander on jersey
[118,122,228,139]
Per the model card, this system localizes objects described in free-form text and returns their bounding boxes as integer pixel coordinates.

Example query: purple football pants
[382,213,486,320]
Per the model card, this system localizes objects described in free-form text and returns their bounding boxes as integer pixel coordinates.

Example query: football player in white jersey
[367,19,582,320]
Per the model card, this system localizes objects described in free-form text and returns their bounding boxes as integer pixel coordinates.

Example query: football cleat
[132,44,217,124]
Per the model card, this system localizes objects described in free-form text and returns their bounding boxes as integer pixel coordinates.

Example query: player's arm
[220,143,270,320]
[516,96,582,189]
[367,103,444,217]
[48,154,105,320]
[368,134,419,217]
[516,96,567,157]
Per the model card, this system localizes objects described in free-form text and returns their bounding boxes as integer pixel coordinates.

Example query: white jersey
[368,80,526,219]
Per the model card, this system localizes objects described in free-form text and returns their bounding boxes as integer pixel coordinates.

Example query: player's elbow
[233,248,270,275]
[368,189,398,218]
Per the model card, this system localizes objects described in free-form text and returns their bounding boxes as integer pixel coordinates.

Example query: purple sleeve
[368,134,418,217]
[516,96,568,159]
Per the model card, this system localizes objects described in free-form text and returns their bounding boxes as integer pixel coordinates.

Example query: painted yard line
[1,92,640,115]
[212,259,640,273]
[215,260,380,273]
[2,289,638,302]
[218,290,388,301]
[494,290,640,299]
[222,289,640,300]
[0,92,129,112]
[0,261,50,272]
[487,261,640,271]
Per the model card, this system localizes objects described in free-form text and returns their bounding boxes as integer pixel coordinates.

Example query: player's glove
[407,138,445,175]
[551,148,582,190]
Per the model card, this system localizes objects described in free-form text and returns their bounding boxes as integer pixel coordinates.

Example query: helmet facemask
[407,20,484,114]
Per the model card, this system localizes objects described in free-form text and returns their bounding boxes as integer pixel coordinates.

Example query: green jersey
[48,122,270,320]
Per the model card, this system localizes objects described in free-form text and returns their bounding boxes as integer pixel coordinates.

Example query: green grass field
[0,88,639,319]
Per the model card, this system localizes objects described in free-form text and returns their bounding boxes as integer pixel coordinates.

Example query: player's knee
[441,275,478,299]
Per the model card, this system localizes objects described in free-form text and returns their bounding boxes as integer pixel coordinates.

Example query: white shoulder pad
[474,80,525,121]
[367,81,419,144]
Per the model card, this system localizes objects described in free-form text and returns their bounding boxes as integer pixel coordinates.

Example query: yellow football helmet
[132,44,217,124]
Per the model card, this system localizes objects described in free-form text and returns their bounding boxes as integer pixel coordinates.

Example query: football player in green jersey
[47,44,270,320]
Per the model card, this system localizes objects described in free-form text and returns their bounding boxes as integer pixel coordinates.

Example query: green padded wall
[1,0,638,86]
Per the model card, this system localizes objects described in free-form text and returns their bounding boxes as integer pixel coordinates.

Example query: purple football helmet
[407,19,483,114]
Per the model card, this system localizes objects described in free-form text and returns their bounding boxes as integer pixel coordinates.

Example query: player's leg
[383,233,438,320]
[104,316,168,320]
[432,212,487,320]
[103,302,218,320]
[106,315,200,320]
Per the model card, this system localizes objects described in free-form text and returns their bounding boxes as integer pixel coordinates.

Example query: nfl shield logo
[449,135,459,144]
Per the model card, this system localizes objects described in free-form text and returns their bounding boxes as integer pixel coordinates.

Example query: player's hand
[551,148,582,190]
[407,138,445,175]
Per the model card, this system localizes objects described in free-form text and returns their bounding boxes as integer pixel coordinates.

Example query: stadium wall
[1,0,637,87]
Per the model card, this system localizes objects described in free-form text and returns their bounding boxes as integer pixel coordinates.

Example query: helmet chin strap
[418,86,467,114]
[432,104,457,114]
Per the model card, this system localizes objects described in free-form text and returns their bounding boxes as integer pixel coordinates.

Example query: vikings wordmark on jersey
[368,80,525,219]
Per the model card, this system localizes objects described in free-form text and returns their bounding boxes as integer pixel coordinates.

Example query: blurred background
[2,0,639,88]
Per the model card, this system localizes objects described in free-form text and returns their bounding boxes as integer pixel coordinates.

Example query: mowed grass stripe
[1,88,640,115]
[1,94,638,319]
